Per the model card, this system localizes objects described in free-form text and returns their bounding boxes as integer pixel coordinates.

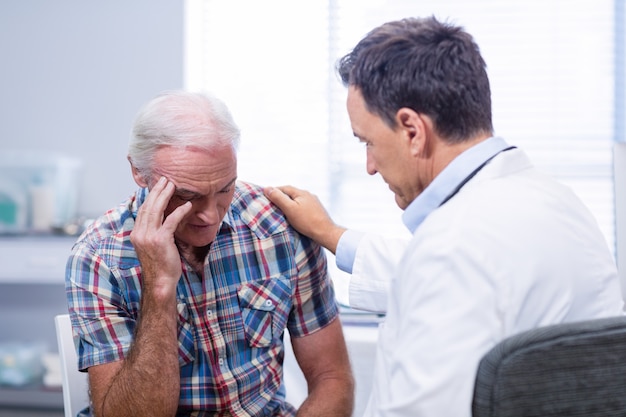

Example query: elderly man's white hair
[128,90,241,177]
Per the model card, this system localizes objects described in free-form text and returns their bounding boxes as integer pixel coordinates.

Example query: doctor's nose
[366,153,378,176]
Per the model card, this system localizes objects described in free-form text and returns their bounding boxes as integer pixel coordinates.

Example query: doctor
[265,16,625,417]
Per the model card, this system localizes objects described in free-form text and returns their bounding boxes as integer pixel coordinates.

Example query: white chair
[55,314,90,417]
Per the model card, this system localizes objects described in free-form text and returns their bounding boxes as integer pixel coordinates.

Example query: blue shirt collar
[402,136,511,233]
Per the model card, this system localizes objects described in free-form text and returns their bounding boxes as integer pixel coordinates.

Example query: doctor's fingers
[275,185,308,201]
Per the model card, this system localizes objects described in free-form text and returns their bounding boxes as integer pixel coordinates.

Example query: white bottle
[30,183,55,231]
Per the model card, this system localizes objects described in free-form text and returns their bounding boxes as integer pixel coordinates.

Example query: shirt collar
[402,136,511,233]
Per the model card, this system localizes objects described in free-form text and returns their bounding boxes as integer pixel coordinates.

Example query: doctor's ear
[396,108,430,155]
[128,156,149,188]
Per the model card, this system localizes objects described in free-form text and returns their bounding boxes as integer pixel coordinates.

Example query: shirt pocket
[177,302,196,366]
[237,276,292,348]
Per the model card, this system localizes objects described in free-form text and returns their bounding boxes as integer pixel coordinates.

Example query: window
[185,0,619,273]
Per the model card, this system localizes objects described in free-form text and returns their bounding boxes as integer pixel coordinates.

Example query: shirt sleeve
[335,229,365,273]
[286,233,339,338]
[65,240,137,371]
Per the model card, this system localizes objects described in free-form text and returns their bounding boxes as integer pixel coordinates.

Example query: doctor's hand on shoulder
[264,185,346,254]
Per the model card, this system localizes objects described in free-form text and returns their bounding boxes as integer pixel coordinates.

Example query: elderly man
[66,90,354,417]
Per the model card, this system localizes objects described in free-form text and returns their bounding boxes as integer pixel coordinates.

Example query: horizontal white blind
[186,0,617,254]
[185,0,331,197]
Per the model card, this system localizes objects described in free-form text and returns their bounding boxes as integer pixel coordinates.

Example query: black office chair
[472,315,626,417]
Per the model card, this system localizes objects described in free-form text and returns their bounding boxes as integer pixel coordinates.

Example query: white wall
[0,1,184,219]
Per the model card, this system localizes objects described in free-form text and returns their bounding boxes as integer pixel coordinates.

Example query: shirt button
[207,310,213,318]
[218,357,225,366]
[264,299,273,307]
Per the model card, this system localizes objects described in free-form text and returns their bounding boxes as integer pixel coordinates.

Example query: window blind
[185,0,618,255]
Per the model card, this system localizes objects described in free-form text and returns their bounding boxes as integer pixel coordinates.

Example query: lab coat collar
[402,136,512,233]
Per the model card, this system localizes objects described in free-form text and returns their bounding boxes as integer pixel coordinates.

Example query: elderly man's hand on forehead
[131,176,192,292]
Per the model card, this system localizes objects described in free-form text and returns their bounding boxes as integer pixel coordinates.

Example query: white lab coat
[348,148,624,417]
[346,233,405,313]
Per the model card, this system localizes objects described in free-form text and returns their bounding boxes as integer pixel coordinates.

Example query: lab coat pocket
[238,276,291,348]
[177,302,196,366]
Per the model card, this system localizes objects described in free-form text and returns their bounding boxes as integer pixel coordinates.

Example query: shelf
[0,234,70,410]
[0,235,76,284]
[0,386,62,410]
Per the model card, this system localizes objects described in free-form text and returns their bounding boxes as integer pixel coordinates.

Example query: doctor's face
[346,86,419,210]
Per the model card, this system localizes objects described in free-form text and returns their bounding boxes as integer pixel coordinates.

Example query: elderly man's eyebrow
[174,187,203,199]
[223,177,237,189]
[174,178,237,199]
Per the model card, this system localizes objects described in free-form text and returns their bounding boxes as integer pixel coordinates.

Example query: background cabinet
[0,0,183,410]
[0,236,75,413]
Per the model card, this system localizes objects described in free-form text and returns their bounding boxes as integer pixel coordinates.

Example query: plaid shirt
[66,181,339,417]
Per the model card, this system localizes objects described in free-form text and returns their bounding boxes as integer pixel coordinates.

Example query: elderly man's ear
[128,156,149,188]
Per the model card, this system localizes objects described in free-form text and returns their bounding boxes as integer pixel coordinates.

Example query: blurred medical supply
[0,150,82,234]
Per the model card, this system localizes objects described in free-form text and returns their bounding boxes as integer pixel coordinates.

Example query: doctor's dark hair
[128,90,241,178]
[337,16,493,143]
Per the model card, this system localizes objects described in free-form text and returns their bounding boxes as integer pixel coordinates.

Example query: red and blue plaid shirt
[66,181,339,416]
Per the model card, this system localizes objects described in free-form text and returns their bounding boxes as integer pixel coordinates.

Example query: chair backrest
[472,315,626,417]
[55,314,89,417]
